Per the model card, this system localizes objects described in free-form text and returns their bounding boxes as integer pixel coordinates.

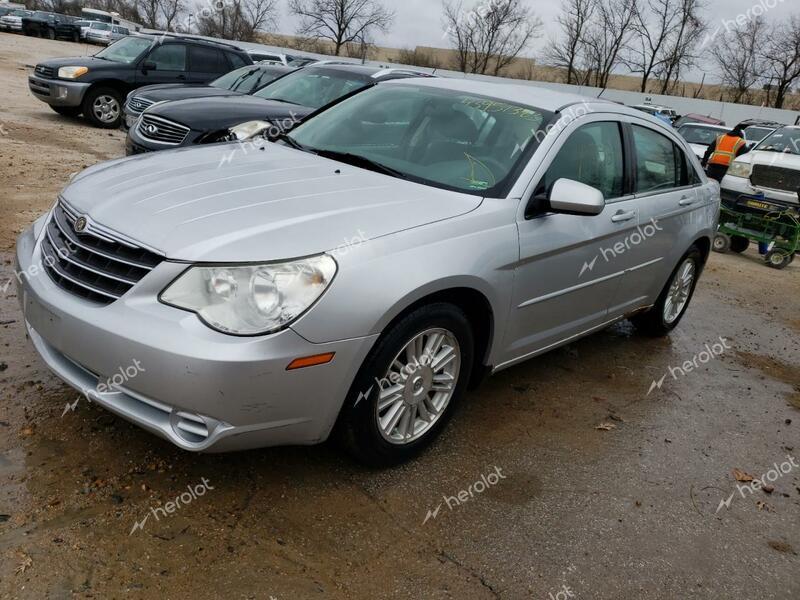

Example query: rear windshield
[211,65,288,94]
[93,22,111,30]
[678,125,724,146]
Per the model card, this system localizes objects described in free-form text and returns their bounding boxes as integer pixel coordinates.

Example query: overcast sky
[277,0,797,83]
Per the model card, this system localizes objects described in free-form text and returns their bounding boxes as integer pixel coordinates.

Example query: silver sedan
[16,78,719,465]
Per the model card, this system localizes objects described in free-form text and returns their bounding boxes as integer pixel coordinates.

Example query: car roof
[383,77,612,112]
[679,123,728,129]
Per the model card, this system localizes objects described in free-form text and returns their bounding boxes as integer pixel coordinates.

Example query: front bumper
[1,22,22,31]
[15,222,378,452]
[28,74,89,107]
[721,174,799,207]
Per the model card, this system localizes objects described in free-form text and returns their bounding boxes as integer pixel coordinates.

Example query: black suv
[29,34,253,128]
[22,12,81,41]
[126,64,432,155]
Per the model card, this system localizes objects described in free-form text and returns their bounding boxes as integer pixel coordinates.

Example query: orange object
[286,352,336,370]
[708,134,746,167]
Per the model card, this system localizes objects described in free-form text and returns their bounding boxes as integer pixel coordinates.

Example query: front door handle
[679,196,696,207]
[611,210,636,223]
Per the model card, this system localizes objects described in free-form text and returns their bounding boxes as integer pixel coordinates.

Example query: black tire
[765,250,791,270]
[46,28,55,40]
[50,105,82,117]
[72,31,80,43]
[632,246,704,337]
[338,303,475,467]
[713,233,731,253]
[81,86,122,128]
[730,236,750,253]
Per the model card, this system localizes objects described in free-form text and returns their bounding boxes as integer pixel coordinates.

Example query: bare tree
[288,0,395,56]
[135,0,184,30]
[711,16,767,103]
[653,0,706,94]
[443,0,542,76]
[195,0,279,41]
[544,0,597,85]
[761,17,800,109]
[580,0,638,88]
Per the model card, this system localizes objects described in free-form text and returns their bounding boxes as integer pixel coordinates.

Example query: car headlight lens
[58,66,89,79]
[160,255,337,335]
[727,161,752,179]
[229,120,273,141]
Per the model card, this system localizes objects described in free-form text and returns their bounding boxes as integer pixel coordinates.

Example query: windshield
[744,126,774,142]
[10,10,31,16]
[211,66,286,94]
[93,22,111,30]
[286,85,551,196]
[755,128,800,154]
[287,57,317,67]
[678,125,725,146]
[95,36,151,63]
[254,68,369,109]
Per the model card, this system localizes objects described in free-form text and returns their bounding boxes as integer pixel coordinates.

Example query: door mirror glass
[549,178,605,216]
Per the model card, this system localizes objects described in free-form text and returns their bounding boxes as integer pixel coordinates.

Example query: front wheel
[82,86,122,128]
[339,303,474,467]
[632,247,703,337]
[765,250,792,270]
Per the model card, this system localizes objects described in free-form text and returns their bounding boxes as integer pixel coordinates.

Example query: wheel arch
[693,234,712,266]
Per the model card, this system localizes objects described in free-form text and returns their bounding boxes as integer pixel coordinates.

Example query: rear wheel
[72,30,80,43]
[730,236,750,253]
[765,250,792,270]
[82,86,122,128]
[50,105,81,117]
[713,233,731,253]
[46,27,55,40]
[632,247,703,337]
[339,303,474,467]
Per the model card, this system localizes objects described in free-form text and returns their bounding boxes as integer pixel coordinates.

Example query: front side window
[287,85,551,197]
[633,125,683,193]
[254,68,370,109]
[147,44,187,71]
[538,121,625,200]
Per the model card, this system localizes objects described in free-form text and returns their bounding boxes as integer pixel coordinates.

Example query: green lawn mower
[713,194,800,270]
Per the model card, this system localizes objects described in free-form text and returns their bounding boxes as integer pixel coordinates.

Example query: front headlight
[160,255,337,336]
[229,120,273,141]
[58,66,89,79]
[727,161,752,179]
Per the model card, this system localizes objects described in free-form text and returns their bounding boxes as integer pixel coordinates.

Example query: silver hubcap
[769,253,786,265]
[663,259,696,324]
[93,95,119,123]
[376,328,460,445]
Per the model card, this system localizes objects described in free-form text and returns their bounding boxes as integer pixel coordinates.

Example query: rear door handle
[611,210,636,223]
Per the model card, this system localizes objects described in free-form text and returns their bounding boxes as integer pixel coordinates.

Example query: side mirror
[548,178,605,216]
[142,61,156,73]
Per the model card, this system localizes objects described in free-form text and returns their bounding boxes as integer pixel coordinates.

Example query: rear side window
[189,45,228,73]
[632,125,686,193]
[228,52,248,69]
[148,44,187,71]
[539,121,625,200]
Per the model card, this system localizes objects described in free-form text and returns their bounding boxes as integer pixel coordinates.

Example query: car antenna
[597,88,607,99]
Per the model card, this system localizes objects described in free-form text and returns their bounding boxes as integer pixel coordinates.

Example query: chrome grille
[126,96,155,114]
[137,114,189,145]
[35,64,55,78]
[40,202,164,305]
[751,165,800,194]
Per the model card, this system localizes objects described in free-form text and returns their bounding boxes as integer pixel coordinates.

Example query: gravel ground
[1,32,799,600]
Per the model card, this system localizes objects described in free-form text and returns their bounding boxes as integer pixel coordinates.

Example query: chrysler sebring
[16,79,719,465]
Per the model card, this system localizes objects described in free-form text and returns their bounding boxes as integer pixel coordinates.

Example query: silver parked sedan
[16,78,719,465]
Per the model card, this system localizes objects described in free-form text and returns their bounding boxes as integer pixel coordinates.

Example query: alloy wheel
[663,258,696,324]
[93,95,119,124]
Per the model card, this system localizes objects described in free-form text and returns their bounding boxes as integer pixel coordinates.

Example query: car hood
[38,56,122,72]
[731,150,800,169]
[136,86,242,104]
[148,95,313,131]
[688,143,708,158]
[62,143,483,262]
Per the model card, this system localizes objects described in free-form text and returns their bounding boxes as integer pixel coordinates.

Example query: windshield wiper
[267,97,300,105]
[276,133,314,153]
[314,149,409,180]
